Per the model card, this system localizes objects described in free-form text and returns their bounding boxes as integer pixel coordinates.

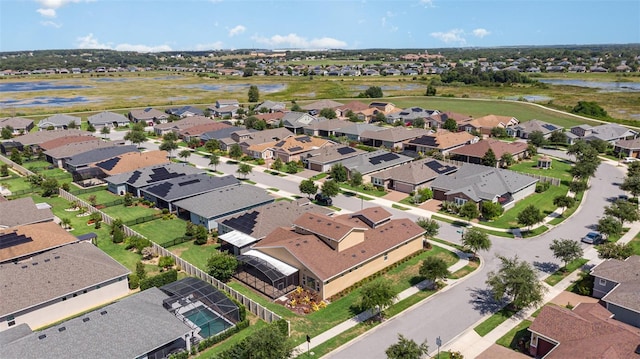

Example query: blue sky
[1,0,639,52]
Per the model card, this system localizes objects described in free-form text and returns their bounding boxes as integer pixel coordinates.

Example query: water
[505,95,553,102]
[353,84,422,91]
[0,81,91,92]
[539,79,640,92]
[0,96,99,107]
[185,83,287,93]
[184,307,229,338]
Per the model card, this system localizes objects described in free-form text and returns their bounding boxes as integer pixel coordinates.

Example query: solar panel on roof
[149,168,183,182]
[275,140,286,147]
[298,136,311,143]
[0,232,33,250]
[222,211,259,234]
[288,146,303,152]
[150,182,173,197]
[127,170,141,184]
[369,152,399,165]
[96,157,121,171]
[337,147,356,155]
[178,179,200,187]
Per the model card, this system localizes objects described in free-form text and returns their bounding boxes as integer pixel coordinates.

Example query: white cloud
[251,34,346,49]
[36,8,56,17]
[41,20,62,28]
[194,42,224,51]
[76,33,171,52]
[381,17,387,27]
[430,29,466,45]
[420,0,434,7]
[472,28,491,38]
[228,25,246,37]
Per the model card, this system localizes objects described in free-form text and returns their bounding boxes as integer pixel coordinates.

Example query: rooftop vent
[38,334,46,340]
[100,310,108,315]
[82,317,90,322]
[54,256,60,259]
[44,259,50,262]
[58,327,66,332]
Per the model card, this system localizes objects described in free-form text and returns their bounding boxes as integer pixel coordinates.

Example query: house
[334,123,385,142]
[246,135,332,162]
[178,122,232,143]
[281,112,321,134]
[104,163,204,196]
[249,207,425,300]
[386,107,440,126]
[200,126,255,151]
[43,139,117,168]
[0,197,54,229]
[0,241,130,332]
[87,111,129,130]
[302,145,366,172]
[1,129,92,154]
[360,127,430,149]
[302,119,349,137]
[0,287,196,358]
[570,123,638,144]
[448,139,529,167]
[528,303,640,359]
[90,150,169,177]
[38,135,97,152]
[614,138,640,158]
[128,108,169,125]
[507,119,563,139]
[64,145,138,173]
[218,200,332,255]
[335,101,369,120]
[153,116,212,136]
[403,130,479,154]
[341,150,414,179]
[255,112,286,127]
[458,115,519,135]
[255,100,286,113]
[174,184,274,230]
[591,255,640,328]
[210,105,239,118]
[237,127,294,154]
[431,163,538,210]
[37,114,82,131]
[370,158,458,193]
[140,173,239,212]
[301,99,344,113]
[0,222,77,264]
[165,106,205,118]
[214,99,239,109]
[425,111,472,130]
[0,117,34,135]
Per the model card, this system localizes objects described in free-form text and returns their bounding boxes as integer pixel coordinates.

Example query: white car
[623,157,639,163]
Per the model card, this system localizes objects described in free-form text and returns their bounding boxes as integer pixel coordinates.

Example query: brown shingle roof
[406,130,477,150]
[44,140,116,159]
[337,207,392,226]
[178,122,231,137]
[12,129,93,146]
[449,139,528,158]
[337,101,369,112]
[0,197,54,229]
[0,222,77,263]
[293,212,360,242]
[92,150,169,176]
[38,135,97,151]
[301,99,345,111]
[154,116,211,131]
[361,127,430,143]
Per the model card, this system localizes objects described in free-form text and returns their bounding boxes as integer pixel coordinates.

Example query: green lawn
[198,320,267,358]
[392,204,410,211]
[339,183,387,197]
[309,172,328,181]
[101,204,159,222]
[168,241,220,271]
[129,217,187,243]
[496,319,532,351]
[509,155,574,183]
[488,185,568,229]
[0,175,33,192]
[547,191,584,225]
[474,306,518,337]
[76,188,121,204]
[544,258,589,286]
[521,226,549,238]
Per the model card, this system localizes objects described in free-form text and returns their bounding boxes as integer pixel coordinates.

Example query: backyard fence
[443,158,562,186]
[122,213,162,226]
[159,236,194,248]
[68,185,108,195]
[58,188,287,330]
[0,154,36,177]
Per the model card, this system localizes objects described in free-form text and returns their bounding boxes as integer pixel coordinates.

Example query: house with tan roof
[458,115,519,136]
[248,207,425,300]
[0,221,75,264]
[0,117,34,135]
[128,108,169,125]
[178,122,231,142]
[255,112,286,127]
[0,197,54,229]
[301,99,345,113]
[246,135,332,162]
[449,139,529,167]
[591,255,640,328]
[39,135,97,152]
[370,158,458,193]
[2,129,92,154]
[302,145,366,172]
[153,116,212,136]
[404,130,479,154]
[237,127,294,154]
[38,114,82,131]
[528,303,640,359]
[90,150,169,177]
[361,127,430,149]
[335,101,369,119]
[425,111,472,129]
[507,119,563,139]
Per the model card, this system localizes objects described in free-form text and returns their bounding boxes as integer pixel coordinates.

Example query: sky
[1,0,639,52]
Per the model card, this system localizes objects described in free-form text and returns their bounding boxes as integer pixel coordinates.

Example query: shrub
[158,256,175,269]
[535,181,550,193]
[128,274,140,289]
[197,319,250,352]
[136,261,147,280]
[139,269,178,290]
[162,208,169,215]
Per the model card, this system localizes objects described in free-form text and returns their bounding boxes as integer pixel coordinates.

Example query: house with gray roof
[0,241,130,332]
[507,119,563,139]
[174,184,274,230]
[431,163,538,210]
[128,107,169,125]
[87,111,129,129]
[591,255,640,328]
[570,123,637,144]
[302,145,366,172]
[0,288,194,358]
[200,126,256,151]
[141,173,239,212]
[255,100,286,113]
[360,127,430,149]
[0,117,34,135]
[302,119,350,137]
[0,197,54,228]
[334,123,385,142]
[340,149,413,177]
[166,106,204,118]
[370,158,458,194]
[64,145,138,172]
[44,139,117,168]
[282,112,320,134]
[105,163,204,196]
[37,114,81,131]
[386,107,440,126]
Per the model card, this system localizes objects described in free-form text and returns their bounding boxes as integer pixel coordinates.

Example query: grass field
[168,240,220,271]
[474,306,518,337]
[509,155,574,183]
[544,258,589,286]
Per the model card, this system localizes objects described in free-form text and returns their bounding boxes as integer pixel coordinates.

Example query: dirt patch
[476,344,530,359]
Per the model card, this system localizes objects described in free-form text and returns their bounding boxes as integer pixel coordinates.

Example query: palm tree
[209,153,220,171]
[61,217,71,229]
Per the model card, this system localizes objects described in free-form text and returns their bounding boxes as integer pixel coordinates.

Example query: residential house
[179,122,232,143]
[246,135,332,162]
[281,112,321,134]
[255,100,286,113]
[44,139,118,168]
[237,127,293,155]
[370,158,458,193]
[458,115,519,136]
[255,112,286,127]
[0,197,54,229]
[140,173,239,212]
[174,184,274,230]
[90,150,169,177]
[64,145,138,173]
[209,100,239,118]
[361,127,430,149]
[218,200,332,255]
[431,163,538,210]
[614,138,640,158]
[249,207,425,300]
[38,135,97,152]
[165,106,204,118]
[37,114,81,131]
[334,123,385,142]
[104,163,204,196]
[335,101,369,120]
[127,108,169,125]
[528,303,640,359]
[0,117,34,135]
[341,150,414,180]
[302,145,365,172]
[87,112,129,130]
[426,111,473,130]
[403,130,479,155]
[200,126,255,151]
[153,116,212,136]
[0,129,92,154]
[301,99,344,114]
[303,119,350,137]
[507,119,563,139]
[449,139,529,167]
[570,123,638,144]
[387,107,440,126]
[591,255,640,328]
[0,241,130,332]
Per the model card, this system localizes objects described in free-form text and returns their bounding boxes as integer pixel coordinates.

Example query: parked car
[315,193,333,206]
[581,231,604,244]
[623,157,639,163]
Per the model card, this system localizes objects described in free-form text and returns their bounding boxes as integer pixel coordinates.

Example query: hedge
[140,269,178,291]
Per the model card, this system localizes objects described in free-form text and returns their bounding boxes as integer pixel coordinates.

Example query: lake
[185,83,287,93]
[0,96,99,107]
[0,81,92,92]
[539,79,640,92]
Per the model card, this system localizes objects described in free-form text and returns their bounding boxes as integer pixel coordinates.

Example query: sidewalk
[293,241,474,357]
[439,219,640,358]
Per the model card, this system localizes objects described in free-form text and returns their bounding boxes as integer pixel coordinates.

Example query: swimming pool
[183,307,230,338]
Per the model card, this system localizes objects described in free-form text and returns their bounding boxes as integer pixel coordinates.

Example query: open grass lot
[474,306,518,337]
[486,184,569,229]
[129,216,187,243]
[509,155,574,183]
[168,240,220,271]
[101,203,159,222]
[544,258,589,286]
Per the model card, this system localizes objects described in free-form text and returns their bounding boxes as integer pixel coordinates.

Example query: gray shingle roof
[512,119,562,135]
[44,139,115,160]
[341,150,413,175]
[141,173,239,201]
[11,129,92,146]
[174,184,274,219]
[0,117,33,130]
[88,111,128,126]
[104,163,204,188]
[591,255,640,313]
[1,288,192,359]
[38,114,81,128]
[0,241,130,317]
[371,158,458,185]
[586,124,638,142]
[200,126,251,142]
[65,145,138,167]
[0,197,54,228]
[335,123,384,136]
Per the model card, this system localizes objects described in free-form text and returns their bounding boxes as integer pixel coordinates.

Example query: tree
[527,131,546,148]
[597,215,623,239]
[271,157,284,171]
[159,139,178,158]
[194,224,209,245]
[361,86,383,98]
[208,153,220,171]
[491,127,508,138]
[219,323,293,359]
[462,227,491,259]
[204,139,220,153]
[481,201,504,220]
[419,256,450,285]
[299,179,318,198]
[10,148,22,165]
[321,179,340,198]
[500,152,514,168]
[41,177,59,197]
[61,217,71,229]
[22,145,33,161]
[229,143,243,160]
[482,148,497,167]
[597,242,634,260]
[124,192,133,206]
[425,84,437,96]
[124,129,147,148]
[588,138,609,154]
[86,123,96,132]
[158,256,175,270]
[416,217,439,238]
[571,101,608,118]
[549,239,583,270]
[178,149,191,163]
[136,261,147,280]
[553,195,576,213]
[620,175,640,198]
[360,278,397,320]
[187,137,201,149]
[0,164,9,177]
[412,117,425,129]
[627,161,640,178]
[284,161,298,174]
[486,255,546,310]
[291,102,302,112]
[548,131,567,146]
[569,180,588,193]
[386,334,429,359]
[517,205,545,230]
[248,85,260,102]
[100,126,111,138]
[604,199,639,226]
[459,201,480,222]
[1,126,13,139]
[374,112,387,123]
[163,131,178,142]
[206,251,238,282]
[350,170,363,187]
[329,163,348,182]
[236,163,252,179]
[319,108,337,119]
[443,118,458,131]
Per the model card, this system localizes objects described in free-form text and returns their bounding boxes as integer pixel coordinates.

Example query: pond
[505,95,553,102]
[0,81,92,92]
[0,96,100,107]
[539,79,640,92]
[353,84,422,91]
[185,83,287,93]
